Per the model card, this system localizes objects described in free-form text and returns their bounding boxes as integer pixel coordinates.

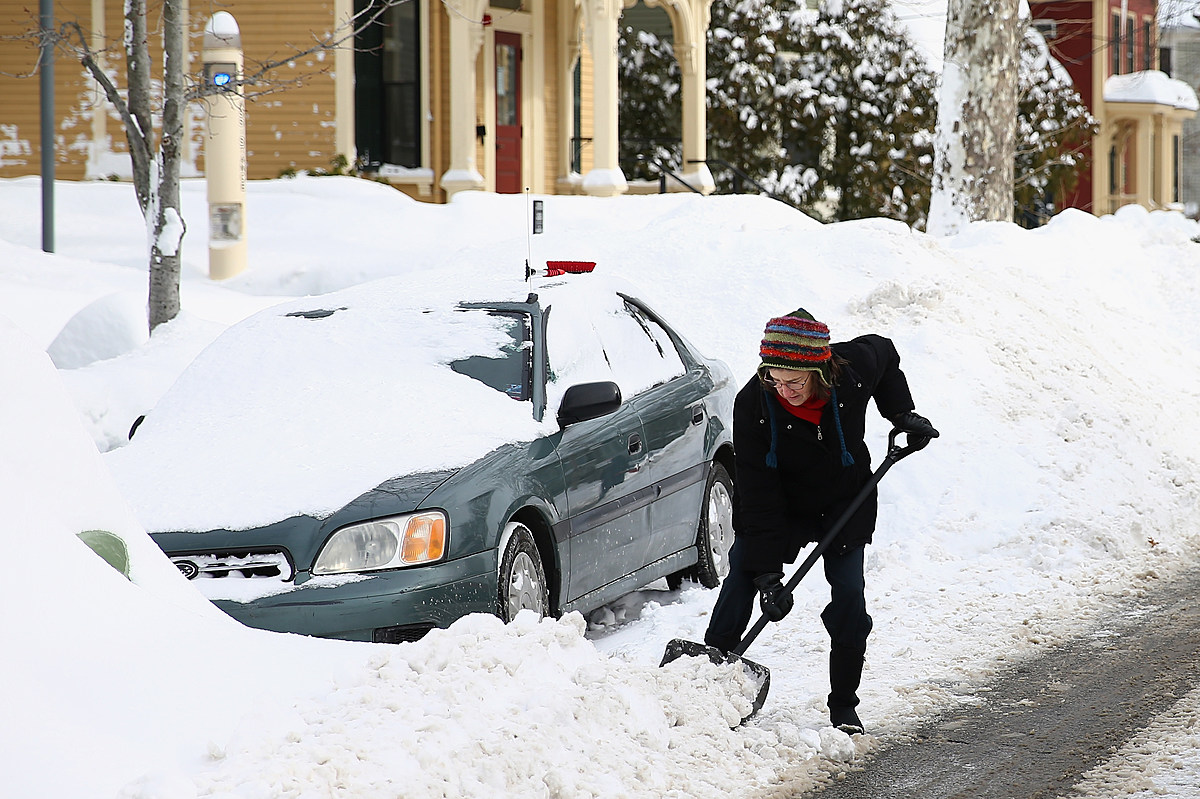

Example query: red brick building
[1030,0,1196,214]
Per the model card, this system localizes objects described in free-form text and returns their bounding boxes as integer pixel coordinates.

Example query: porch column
[334,0,355,162]
[441,0,488,197]
[558,0,583,190]
[1157,115,1185,210]
[1165,115,1190,209]
[1152,116,1166,207]
[645,0,715,194]
[1134,114,1153,209]
[580,0,627,196]
[1092,126,1112,215]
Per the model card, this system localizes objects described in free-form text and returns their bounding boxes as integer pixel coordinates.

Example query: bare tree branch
[184,0,409,103]
[7,0,417,332]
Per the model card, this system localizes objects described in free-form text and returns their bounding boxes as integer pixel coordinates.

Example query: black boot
[828,647,865,734]
[830,705,863,735]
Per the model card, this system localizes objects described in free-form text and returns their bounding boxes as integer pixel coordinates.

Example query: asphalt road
[801,567,1200,799]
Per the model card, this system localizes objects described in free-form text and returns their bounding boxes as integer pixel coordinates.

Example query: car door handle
[691,406,704,425]
[626,433,645,473]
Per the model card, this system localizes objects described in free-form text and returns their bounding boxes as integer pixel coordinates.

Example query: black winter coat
[733,334,915,573]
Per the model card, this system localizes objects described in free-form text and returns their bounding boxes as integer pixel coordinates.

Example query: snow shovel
[660,427,931,725]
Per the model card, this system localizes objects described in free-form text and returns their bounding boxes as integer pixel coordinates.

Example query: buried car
[107,267,736,643]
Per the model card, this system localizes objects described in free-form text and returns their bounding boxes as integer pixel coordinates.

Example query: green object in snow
[78,529,131,579]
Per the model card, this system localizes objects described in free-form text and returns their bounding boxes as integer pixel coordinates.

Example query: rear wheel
[693,463,734,588]
[497,522,549,622]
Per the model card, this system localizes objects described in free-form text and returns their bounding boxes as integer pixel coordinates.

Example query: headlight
[312,511,448,575]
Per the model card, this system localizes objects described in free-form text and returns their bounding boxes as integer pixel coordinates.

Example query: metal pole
[39,0,54,253]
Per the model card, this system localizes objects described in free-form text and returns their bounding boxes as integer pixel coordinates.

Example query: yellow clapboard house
[0,0,719,203]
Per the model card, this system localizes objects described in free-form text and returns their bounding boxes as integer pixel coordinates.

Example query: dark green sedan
[109,271,736,643]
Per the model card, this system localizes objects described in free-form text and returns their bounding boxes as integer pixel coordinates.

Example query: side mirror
[557,381,622,428]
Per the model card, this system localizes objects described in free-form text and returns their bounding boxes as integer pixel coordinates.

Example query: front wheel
[497,522,549,622]
[693,463,734,588]
[667,462,735,590]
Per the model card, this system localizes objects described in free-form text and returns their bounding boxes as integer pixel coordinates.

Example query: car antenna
[524,187,532,285]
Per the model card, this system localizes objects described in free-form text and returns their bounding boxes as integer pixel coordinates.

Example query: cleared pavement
[802,567,1200,799]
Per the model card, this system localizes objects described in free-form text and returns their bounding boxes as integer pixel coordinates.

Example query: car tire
[497,522,550,622]
[692,462,735,589]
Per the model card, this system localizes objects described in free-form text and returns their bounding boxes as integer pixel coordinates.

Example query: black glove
[890,411,939,439]
[752,572,794,622]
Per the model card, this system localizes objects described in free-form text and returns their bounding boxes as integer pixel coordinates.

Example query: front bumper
[209,549,498,642]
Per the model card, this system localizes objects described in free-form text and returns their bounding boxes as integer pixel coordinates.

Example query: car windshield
[449,310,531,401]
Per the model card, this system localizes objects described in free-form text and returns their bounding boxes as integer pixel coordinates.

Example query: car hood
[106,276,551,533]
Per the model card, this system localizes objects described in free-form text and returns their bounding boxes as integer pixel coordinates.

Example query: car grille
[373,623,435,643]
[170,551,294,581]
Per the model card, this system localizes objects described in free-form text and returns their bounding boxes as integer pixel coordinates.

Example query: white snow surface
[205,10,240,37]
[1105,70,1200,111]
[105,271,687,532]
[2,175,1200,798]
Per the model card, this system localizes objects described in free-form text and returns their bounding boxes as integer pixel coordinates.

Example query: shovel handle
[731,427,930,656]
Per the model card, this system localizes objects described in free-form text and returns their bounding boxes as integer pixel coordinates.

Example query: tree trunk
[123,0,153,214]
[148,0,185,331]
[927,0,1022,236]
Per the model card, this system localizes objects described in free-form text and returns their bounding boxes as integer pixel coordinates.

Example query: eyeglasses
[763,373,811,391]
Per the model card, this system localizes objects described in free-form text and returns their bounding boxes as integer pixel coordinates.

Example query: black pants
[704,538,873,655]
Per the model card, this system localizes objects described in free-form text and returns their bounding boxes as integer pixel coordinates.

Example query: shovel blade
[660,638,771,725]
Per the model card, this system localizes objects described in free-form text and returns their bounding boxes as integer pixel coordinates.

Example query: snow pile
[137,613,822,799]
[1105,70,1200,111]
[2,176,1200,798]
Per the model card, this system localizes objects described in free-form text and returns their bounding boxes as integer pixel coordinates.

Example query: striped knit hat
[759,308,832,386]
[759,308,855,468]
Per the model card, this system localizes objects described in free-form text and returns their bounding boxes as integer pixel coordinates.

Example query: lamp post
[202,12,247,279]
[39,0,54,253]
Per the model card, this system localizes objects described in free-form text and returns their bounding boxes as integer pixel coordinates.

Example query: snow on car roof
[105,267,667,533]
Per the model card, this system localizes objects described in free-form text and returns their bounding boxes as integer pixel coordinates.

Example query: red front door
[494,32,522,194]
